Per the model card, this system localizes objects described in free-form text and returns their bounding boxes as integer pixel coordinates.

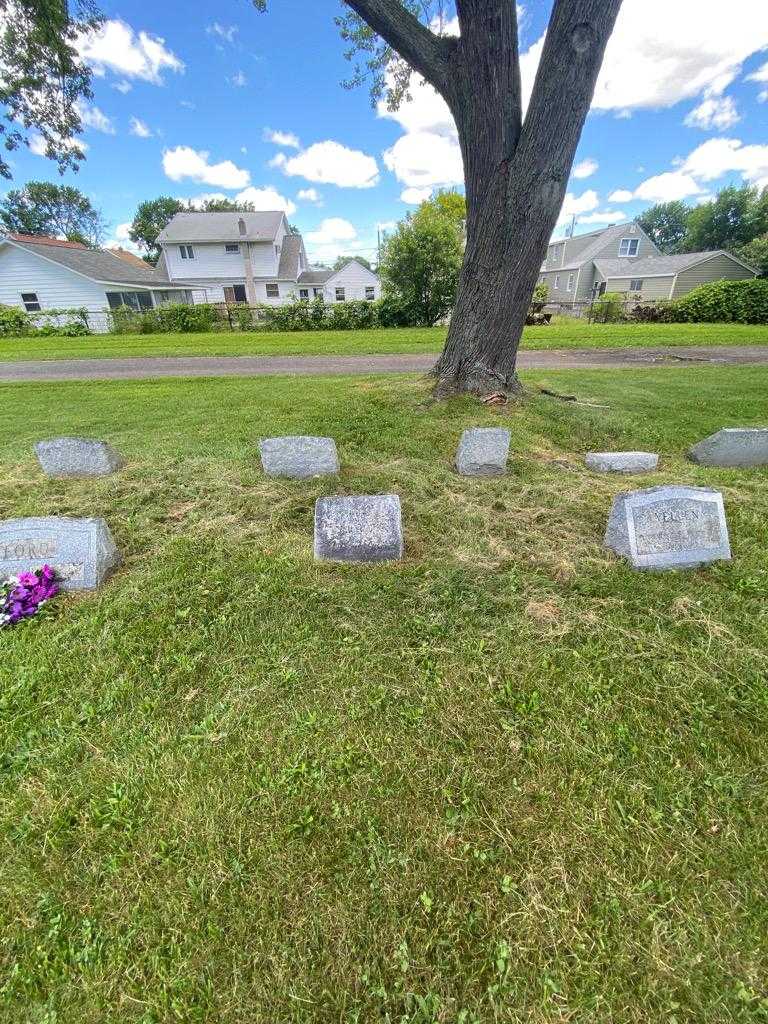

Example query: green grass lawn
[2,367,768,1022]
[0,319,766,361]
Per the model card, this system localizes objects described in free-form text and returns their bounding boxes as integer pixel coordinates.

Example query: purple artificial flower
[1,565,60,628]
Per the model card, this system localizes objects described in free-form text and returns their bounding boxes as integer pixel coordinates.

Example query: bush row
[593,279,768,325]
[0,306,91,337]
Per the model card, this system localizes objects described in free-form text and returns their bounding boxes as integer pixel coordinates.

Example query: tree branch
[343,0,454,96]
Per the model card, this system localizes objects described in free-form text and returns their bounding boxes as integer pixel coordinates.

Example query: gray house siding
[591,228,657,262]
[672,254,756,298]
[604,276,674,300]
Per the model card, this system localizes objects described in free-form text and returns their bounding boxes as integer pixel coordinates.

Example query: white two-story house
[156,211,381,306]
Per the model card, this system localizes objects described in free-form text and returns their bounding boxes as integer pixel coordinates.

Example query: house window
[554,274,560,290]
[225,244,240,254]
[335,287,346,302]
[106,291,153,311]
[224,284,247,303]
[618,238,639,257]
[299,288,310,300]
[21,292,40,312]
[180,245,195,259]
[265,283,279,298]
[629,278,644,292]
[567,273,575,293]
[365,286,375,301]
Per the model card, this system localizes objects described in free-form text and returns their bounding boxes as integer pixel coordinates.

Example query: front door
[224,284,247,304]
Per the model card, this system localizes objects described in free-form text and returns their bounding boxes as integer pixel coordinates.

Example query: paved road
[0,345,767,382]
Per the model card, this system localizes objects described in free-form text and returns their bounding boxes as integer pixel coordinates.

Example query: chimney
[238,218,246,236]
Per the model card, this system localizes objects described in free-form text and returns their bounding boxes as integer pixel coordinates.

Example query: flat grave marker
[0,516,119,590]
[688,428,768,467]
[259,436,339,479]
[604,485,730,570]
[455,427,511,477]
[586,452,659,474]
[314,494,403,563]
[36,437,125,478]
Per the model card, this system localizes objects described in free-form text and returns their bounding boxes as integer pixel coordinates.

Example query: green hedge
[0,305,91,337]
[671,279,768,324]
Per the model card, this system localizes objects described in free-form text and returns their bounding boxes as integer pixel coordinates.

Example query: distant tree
[195,197,256,213]
[636,201,690,254]
[128,197,186,264]
[333,254,372,271]
[0,181,105,244]
[379,199,464,327]
[0,1,101,178]
[682,185,768,253]
[253,0,625,397]
[432,190,467,234]
[737,235,768,277]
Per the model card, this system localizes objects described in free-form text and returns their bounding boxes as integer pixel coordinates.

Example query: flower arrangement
[0,565,60,628]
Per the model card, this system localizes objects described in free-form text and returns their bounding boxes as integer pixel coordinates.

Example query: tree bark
[344,0,625,397]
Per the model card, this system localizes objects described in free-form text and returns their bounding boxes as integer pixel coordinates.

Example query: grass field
[0,319,766,361]
[2,367,768,1022]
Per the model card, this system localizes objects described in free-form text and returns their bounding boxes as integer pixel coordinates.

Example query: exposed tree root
[429,359,526,402]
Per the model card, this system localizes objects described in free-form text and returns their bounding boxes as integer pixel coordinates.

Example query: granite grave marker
[35,437,125,478]
[0,516,119,590]
[604,485,730,570]
[455,427,511,477]
[688,428,768,467]
[259,436,339,478]
[314,494,403,563]
[586,452,659,474]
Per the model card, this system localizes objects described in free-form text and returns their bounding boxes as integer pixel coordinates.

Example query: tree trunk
[431,0,624,397]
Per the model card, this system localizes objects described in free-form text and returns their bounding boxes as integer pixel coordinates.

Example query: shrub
[591,291,626,323]
[378,292,415,328]
[671,279,768,324]
[0,305,32,336]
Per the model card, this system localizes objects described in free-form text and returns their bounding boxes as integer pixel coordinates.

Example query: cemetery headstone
[35,437,125,478]
[259,436,339,478]
[687,428,768,467]
[604,485,730,570]
[314,494,403,563]
[455,427,511,477]
[586,451,659,473]
[0,516,119,590]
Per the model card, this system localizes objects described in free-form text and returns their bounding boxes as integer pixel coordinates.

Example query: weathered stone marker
[688,428,768,467]
[314,494,403,563]
[35,437,125,478]
[0,517,119,590]
[604,485,730,570]
[586,452,659,474]
[259,436,339,478]
[455,427,511,477]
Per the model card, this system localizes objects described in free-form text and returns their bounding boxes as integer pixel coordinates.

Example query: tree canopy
[0,0,101,178]
[0,180,105,244]
[635,201,690,255]
[333,254,373,271]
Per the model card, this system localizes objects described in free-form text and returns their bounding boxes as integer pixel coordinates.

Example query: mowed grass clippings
[0,319,767,362]
[1,367,767,1023]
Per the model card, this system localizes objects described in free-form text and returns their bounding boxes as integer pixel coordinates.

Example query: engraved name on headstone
[0,517,119,590]
[604,485,730,570]
[35,437,125,478]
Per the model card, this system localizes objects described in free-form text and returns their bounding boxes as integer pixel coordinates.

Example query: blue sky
[7,0,768,262]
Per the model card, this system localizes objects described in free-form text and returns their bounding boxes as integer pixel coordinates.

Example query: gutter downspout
[242,243,258,305]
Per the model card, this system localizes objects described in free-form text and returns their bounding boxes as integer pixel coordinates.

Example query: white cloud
[748,61,768,101]
[297,187,321,204]
[77,19,184,85]
[76,101,115,134]
[162,146,250,189]
[230,71,247,88]
[614,172,708,203]
[104,222,143,255]
[680,137,768,190]
[112,80,132,94]
[401,186,433,204]
[234,186,297,216]
[575,210,627,225]
[207,23,238,44]
[609,189,635,203]
[383,130,464,190]
[271,141,379,189]
[572,158,599,180]
[306,218,358,245]
[185,192,228,208]
[263,128,300,149]
[684,95,740,130]
[129,117,152,138]
[180,99,196,110]
[558,190,600,224]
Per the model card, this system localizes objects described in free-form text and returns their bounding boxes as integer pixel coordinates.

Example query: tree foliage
[737,235,768,277]
[333,254,373,271]
[635,201,690,254]
[379,195,464,326]
[0,0,102,178]
[0,180,105,243]
[682,185,768,253]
